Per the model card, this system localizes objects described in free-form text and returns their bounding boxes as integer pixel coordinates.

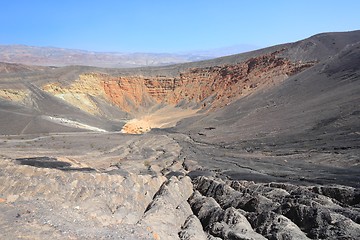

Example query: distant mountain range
[0,44,258,68]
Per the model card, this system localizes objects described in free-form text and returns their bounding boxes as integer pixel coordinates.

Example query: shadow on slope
[174,42,360,187]
[0,83,126,134]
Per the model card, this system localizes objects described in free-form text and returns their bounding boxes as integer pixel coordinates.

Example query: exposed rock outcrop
[190,177,360,240]
[163,51,315,109]
[102,75,155,113]
[179,214,208,240]
[102,51,316,111]
[0,158,166,239]
[0,89,27,102]
[138,176,196,239]
[43,73,109,115]
[0,155,210,240]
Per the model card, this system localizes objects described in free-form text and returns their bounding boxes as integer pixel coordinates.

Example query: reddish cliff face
[102,76,154,113]
[143,77,180,101]
[163,51,316,109]
[97,51,316,134]
[100,50,316,111]
[41,50,315,119]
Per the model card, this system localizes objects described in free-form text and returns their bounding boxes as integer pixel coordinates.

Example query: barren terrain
[0,45,213,68]
[0,30,360,239]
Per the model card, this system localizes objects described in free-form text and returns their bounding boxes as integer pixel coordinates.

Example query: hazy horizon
[0,42,260,56]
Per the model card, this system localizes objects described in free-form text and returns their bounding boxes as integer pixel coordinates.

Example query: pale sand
[43,116,107,132]
[121,106,199,134]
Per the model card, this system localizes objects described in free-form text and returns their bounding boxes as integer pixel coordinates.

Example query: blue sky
[1,0,360,53]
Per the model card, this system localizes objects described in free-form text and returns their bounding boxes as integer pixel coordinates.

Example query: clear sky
[1,0,360,53]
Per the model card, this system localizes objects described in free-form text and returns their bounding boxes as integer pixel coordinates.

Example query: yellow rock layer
[0,89,27,102]
[42,73,106,115]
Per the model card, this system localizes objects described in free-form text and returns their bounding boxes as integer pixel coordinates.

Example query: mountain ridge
[0,43,258,69]
[0,44,213,68]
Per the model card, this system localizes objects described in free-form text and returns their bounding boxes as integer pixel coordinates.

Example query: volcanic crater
[0,31,360,239]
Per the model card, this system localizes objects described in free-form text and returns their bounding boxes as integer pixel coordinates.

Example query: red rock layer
[101,76,152,113]
[164,51,316,109]
[99,51,316,112]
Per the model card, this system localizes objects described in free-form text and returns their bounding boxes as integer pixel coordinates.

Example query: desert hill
[0,45,213,68]
[0,30,360,239]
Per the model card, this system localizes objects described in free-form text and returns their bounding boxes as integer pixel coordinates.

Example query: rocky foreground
[0,152,359,239]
